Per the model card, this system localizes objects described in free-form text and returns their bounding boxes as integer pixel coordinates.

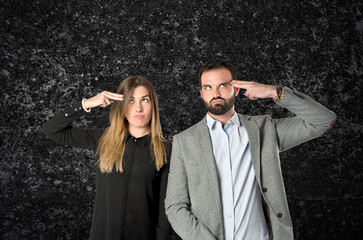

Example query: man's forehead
[201,68,233,85]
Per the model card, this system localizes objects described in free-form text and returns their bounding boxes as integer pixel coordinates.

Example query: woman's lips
[134,115,145,119]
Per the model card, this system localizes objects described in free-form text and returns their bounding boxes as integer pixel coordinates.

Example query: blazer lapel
[196,118,224,220]
[238,114,261,185]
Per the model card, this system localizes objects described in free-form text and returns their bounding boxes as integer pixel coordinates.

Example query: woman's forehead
[130,86,150,97]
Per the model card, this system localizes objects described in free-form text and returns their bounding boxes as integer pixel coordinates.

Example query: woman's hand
[83,91,124,109]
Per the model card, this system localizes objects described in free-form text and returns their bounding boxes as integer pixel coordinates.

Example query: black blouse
[42,102,173,240]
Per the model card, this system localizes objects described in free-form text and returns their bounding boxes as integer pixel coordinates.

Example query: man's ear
[234,87,240,96]
[200,90,203,98]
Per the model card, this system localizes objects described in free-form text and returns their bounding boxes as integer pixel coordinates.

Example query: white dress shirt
[206,113,269,240]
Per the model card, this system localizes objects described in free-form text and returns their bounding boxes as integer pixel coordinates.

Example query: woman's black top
[42,101,173,240]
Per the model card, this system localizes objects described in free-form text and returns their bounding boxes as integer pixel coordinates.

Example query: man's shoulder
[237,113,273,122]
[174,118,205,139]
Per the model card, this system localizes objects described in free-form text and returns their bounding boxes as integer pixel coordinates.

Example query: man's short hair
[199,59,237,88]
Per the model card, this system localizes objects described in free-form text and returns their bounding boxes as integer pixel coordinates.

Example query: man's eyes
[204,84,229,90]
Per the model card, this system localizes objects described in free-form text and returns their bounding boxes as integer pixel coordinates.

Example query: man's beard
[204,95,235,115]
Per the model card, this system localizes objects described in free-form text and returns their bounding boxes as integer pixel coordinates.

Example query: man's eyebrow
[220,81,232,85]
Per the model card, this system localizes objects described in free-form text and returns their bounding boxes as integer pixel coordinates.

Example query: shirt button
[75,108,77,111]
[278,213,283,218]
[262,187,267,193]
[65,113,68,117]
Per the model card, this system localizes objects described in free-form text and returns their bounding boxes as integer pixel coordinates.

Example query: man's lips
[211,99,224,104]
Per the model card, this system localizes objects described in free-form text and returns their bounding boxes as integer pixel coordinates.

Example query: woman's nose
[136,102,143,112]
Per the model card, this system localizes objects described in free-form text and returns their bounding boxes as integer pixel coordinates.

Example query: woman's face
[125,86,152,132]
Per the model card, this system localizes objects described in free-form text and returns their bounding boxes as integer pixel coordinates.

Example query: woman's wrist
[82,98,91,112]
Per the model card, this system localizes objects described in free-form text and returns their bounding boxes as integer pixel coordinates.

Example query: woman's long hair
[96,76,167,173]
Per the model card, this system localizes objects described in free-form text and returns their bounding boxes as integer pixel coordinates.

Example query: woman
[42,76,173,240]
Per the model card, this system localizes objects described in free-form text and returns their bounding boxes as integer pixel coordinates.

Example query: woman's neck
[128,126,151,138]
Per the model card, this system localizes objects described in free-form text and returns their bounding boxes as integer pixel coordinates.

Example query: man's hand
[83,91,124,109]
[231,80,277,100]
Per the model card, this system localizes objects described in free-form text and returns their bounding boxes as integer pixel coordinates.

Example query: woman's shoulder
[162,138,171,145]
[162,139,172,157]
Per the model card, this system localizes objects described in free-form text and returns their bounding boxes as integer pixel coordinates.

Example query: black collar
[126,132,151,147]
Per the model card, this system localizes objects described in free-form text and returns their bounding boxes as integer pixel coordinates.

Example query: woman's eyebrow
[129,95,150,99]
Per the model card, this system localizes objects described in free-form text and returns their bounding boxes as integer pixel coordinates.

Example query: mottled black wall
[1,0,362,239]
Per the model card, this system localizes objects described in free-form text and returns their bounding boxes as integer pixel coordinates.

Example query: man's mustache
[210,97,225,104]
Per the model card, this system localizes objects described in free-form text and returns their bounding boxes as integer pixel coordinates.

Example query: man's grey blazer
[165,88,336,240]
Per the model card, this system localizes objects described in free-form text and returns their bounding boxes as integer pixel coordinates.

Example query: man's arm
[273,87,336,152]
[231,81,336,151]
[165,136,217,240]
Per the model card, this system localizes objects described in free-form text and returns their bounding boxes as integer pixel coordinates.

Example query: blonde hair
[96,76,167,173]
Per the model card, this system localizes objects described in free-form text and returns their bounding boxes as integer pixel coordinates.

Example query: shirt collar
[229,112,242,127]
[206,112,241,130]
[126,132,151,146]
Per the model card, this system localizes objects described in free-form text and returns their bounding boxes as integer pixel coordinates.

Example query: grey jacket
[165,88,336,240]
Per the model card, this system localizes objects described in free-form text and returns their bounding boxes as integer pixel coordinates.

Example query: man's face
[200,67,240,116]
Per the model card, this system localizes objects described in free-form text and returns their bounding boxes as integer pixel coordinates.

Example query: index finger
[231,80,253,89]
[103,91,124,101]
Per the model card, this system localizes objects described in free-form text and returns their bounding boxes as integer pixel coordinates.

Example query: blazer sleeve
[274,87,337,152]
[41,101,104,150]
[165,136,217,240]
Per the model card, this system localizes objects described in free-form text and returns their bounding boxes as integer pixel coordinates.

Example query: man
[165,59,336,240]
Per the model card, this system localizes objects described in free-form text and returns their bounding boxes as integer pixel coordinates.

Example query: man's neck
[208,107,236,128]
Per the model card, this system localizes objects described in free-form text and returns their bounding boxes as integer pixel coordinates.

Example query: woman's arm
[42,91,124,150]
[41,101,103,150]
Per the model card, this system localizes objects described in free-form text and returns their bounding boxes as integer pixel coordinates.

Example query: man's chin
[208,107,227,115]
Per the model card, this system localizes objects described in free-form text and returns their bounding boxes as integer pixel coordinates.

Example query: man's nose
[212,88,221,98]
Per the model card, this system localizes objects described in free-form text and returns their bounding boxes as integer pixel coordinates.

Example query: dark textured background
[1,0,362,239]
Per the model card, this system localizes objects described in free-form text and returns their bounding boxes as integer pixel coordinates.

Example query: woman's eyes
[129,98,149,103]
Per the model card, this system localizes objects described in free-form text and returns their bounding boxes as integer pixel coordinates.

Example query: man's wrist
[271,85,278,99]
[273,85,286,103]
